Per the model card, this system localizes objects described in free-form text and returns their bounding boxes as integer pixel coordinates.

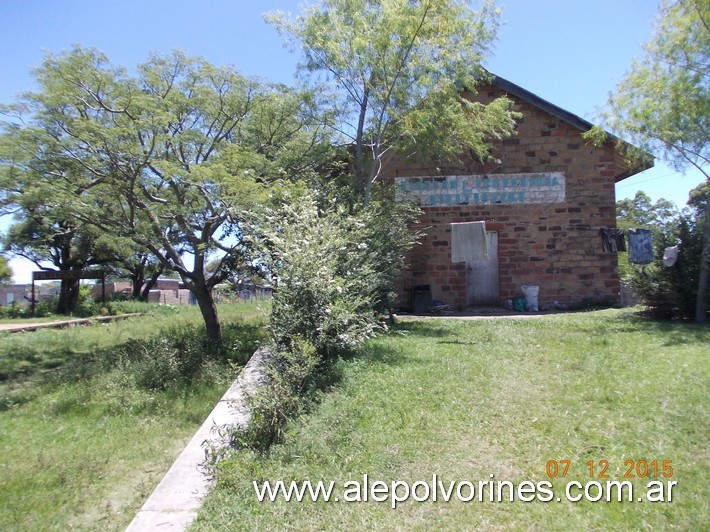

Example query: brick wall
[147,289,193,305]
[387,84,626,310]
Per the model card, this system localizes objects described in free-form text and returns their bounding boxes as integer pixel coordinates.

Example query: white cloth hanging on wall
[451,221,488,263]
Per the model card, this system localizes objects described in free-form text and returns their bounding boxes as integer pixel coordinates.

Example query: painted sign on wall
[395,172,565,207]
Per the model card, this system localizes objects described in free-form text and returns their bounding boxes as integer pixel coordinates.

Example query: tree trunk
[138,269,162,301]
[56,277,80,314]
[193,282,222,342]
[695,199,710,323]
[363,144,380,208]
[131,275,144,300]
[354,87,369,198]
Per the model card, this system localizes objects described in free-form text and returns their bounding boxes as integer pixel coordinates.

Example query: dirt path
[395,306,617,321]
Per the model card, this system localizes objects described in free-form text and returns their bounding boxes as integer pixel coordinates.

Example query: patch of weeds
[221,339,321,453]
[92,370,161,416]
[0,303,267,531]
[0,392,34,412]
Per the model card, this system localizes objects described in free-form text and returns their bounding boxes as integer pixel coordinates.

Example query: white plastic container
[521,285,540,312]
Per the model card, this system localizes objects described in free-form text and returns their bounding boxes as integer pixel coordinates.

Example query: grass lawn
[0,302,265,385]
[197,308,709,530]
[0,301,269,531]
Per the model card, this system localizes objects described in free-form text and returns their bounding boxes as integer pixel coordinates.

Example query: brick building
[90,278,195,305]
[388,75,652,311]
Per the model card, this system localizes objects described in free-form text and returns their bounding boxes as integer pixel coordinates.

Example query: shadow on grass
[0,321,267,411]
[357,342,413,367]
[335,324,441,370]
[610,312,710,344]
[389,320,455,339]
[437,339,483,346]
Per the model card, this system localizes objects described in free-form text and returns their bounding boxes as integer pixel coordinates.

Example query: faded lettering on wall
[394,172,566,207]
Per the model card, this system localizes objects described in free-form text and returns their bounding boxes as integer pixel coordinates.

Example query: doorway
[466,232,500,305]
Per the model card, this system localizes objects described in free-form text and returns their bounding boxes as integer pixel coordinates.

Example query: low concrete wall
[0,313,143,333]
[126,347,271,531]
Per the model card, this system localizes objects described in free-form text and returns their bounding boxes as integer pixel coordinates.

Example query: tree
[0,87,123,313]
[0,255,12,283]
[0,152,119,313]
[2,218,116,313]
[616,191,679,234]
[0,48,331,340]
[248,192,417,357]
[623,184,709,319]
[103,243,166,301]
[267,0,518,205]
[597,0,709,321]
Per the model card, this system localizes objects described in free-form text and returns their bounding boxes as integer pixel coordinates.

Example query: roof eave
[488,74,654,181]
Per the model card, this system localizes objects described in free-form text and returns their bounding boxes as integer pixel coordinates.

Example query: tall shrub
[633,186,709,319]
[250,194,416,358]
[220,193,416,451]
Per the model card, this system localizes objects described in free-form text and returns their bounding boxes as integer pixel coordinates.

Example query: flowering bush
[251,195,392,357]
[218,192,417,452]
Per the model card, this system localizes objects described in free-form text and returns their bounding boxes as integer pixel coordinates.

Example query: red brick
[387,82,641,310]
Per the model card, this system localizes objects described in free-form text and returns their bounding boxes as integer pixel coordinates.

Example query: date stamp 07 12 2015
[545,459,674,479]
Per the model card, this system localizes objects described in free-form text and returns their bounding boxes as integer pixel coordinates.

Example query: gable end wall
[387,85,622,310]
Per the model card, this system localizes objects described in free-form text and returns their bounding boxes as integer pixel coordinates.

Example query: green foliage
[268,0,519,203]
[602,0,709,175]
[212,193,418,455]
[250,193,417,358]
[634,216,706,319]
[0,47,332,338]
[616,191,680,280]
[623,184,709,319]
[0,302,17,320]
[103,245,166,301]
[268,199,379,357]
[228,340,321,453]
[0,256,11,283]
[616,191,679,233]
[0,217,118,314]
[600,0,709,321]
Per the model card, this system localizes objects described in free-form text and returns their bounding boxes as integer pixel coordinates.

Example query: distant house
[89,281,133,299]
[0,283,61,306]
[91,278,196,305]
[0,284,29,306]
[236,283,273,300]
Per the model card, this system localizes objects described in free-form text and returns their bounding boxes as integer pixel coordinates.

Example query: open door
[466,232,499,306]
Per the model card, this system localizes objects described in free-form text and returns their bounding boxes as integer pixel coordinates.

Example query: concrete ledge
[0,313,144,333]
[126,347,271,531]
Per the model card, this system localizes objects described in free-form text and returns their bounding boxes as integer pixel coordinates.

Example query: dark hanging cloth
[627,228,654,264]
[600,228,626,252]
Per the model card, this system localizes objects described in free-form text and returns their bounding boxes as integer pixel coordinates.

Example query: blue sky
[0,0,705,283]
